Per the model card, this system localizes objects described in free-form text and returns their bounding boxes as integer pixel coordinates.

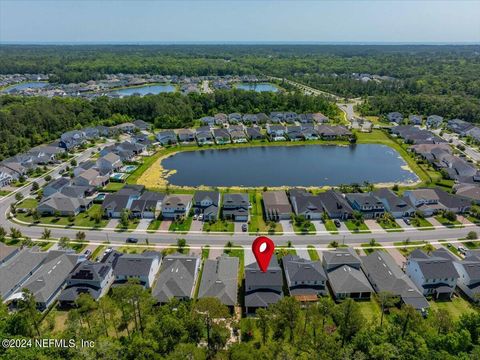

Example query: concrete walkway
[395,218,413,229]
[428,217,445,228]
[106,219,119,229]
[364,219,386,233]
[208,247,223,259]
[294,245,310,259]
[159,220,172,231]
[280,220,294,235]
[385,247,406,268]
[136,219,152,231]
[458,215,474,226]
[234,222,244,234]
[243,245,256,265]
[190,219,203,232]
[311,220,325,234]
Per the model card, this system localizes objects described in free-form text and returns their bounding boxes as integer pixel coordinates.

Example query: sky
[1,0,479,44]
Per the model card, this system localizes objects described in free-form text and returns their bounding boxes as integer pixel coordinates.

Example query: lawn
[345,220,370,233]
[307,245,320,260]
[394,240,429,256]
[17,198,38,209]
[439,241,461,257]
[361,243,384,255]
[69,242,87,253]
[292,220,316,235]
[377,219,403,232]
[203,219,234,233]
[168,215,193,233]
[434,215,463,228]
[147,219,162,233]
[356,299,382,323]
[116,218,140,232]
[324,219,339,234]
[248,192,282,235]
[275,246,296,259]
[428,296,474,320]
[0,190,11,196]
[103,182,126,192]
[224,245,245,281]
[91,245,106,261]
[467,216,480,225]
[411,217,434,230]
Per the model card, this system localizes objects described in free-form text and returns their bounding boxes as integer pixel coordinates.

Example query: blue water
[162,144,418,187]
[5,82,48,92]
[235,83,279,92]
[109,84,176,96]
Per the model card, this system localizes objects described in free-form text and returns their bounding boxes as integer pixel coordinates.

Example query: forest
[1,282,480,360]
[0,91,339,160]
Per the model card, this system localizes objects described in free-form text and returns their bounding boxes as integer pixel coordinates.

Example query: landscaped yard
[411,217,434,230]
[361,243,384,255]
[248,192,282,235]
[356,299,382,322]
[292,219,316,235]
[345,220,370,233]
[203,219,234,233]
[147,219,162,232]
[103,182,126,192]
[428,296,474,320]
[324,219,339,234]
[17,198,38,209]
[116,218,140,231]
[434,215,463,228]
[168,215,193,233]
[307,245,320,260]
[275,246,296,259]
[377,219,403,232]
[394,240,429,256]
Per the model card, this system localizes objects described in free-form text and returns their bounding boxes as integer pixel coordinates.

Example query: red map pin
[252,236,275,272]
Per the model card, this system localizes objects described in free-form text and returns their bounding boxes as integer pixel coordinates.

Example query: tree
[92,206,103,224]
[58,236,70,249]
[10,227,22,239]
[444,210,457,222]
[272,296,301,342]
[15,192,24,201]
[31,210,40,223]
[467,231,478,240]
[41,228,51,239]
[44,175,52,182]
[31,181,39,191]
[256,308,270,345]
[334,298,364,346]
[377,291,398,327]
[76,231,86,241]
[120,209,131,228]
[194,297,229,353]
[17,289,42,337]
[177,238,187,253]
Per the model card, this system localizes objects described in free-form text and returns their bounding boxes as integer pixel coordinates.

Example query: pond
[108,83,176,96]
[235,83,279,92]
[161,144,419,187]
[4,81,49,92]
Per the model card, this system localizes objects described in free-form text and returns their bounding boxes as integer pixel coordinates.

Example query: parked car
[126,237,138,244]
[403,218,411,225]
[83,249,92,259]
[458,246,467,255]
[334,219,341,228]
[242,223,247,232]
[198,214,204,221]
[193,214,198,220]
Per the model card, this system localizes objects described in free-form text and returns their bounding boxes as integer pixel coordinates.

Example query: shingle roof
[327,265,373,294]
[408,249,459,279]
[283,254,326,290]
[322,248,361,269]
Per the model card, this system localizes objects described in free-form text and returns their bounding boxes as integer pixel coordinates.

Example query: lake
[108,83,176,96]
[5,81,48,92]
[161,144,419,187]
[235,83,279,92]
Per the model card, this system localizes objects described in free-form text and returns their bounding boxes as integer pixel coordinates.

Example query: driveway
[386,247,406,268]
[208,247,223,259]
[364,219,386,233]
[234,222,245,234]
[427,217,444,228]
[294,245,310,259]
[243,245,256,266]
[458,215,474,226]
[106,219,119,229]
[159,220,172,231]
[280,220,294,235]
[190,219,203,232]
[136,219,152,231]
[395,218,413,229]
[337,221,349,233]
[311,220,325,234]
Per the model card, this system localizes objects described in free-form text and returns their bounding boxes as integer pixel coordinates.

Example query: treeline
[0,90,339,160]
[2,283,480,359]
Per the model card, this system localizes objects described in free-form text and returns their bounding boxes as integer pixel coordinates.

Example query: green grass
[356,299,382,323]
[345,220,370,233]
[147,219,162,233]
[361,243,384,255]
[248,192,282,235]
[115,218,140,232]
[428,296,474,320]
[439,241,461,257]
[292,220,316,235]
[91,245,106,261]
[224,245,244,281]
[69,242,87,253]
[168,215,193,233]
[307,245,320,260]
[0,190,11,196]
[103,182,126,192]
[434,215,463,228]
[393,240,429,256]
[377,219,404,232]
[324,219,339,234]
[467,216,480,225]
[275,246,296,259]
[17,198,38,209]
[411,217,434,230]
[203,219,234,233]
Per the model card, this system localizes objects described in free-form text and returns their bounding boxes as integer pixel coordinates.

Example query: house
[466,127,480,143]
[73,168,109,188]
[453,252,480,302]
[59,130,86,149]
[387,112,403,124]
[0,167,15,187]
[214,113,228,126]
[222,193,249,222]
[426,115,444,129]
[263,190,293,221]
[311,112,329,123]
[11,250,81,311]
[455,185,480,204]
[266,124,287,141]
[406,249,459,299]
[362,251,429,311]
[243,114,259,124]
[82,127,100,140]
[345,193,385,219]
[200,116,216,127]
[130,191,165,219]
[409,115,423,125]
[73,160,97,177]
[102,250,161,288]
[244,255,283,313]
[405,188,470,216]
[57,261,114,308]
[212,128,231,144]
[198,254,239,308]
[317,190,353,220]
[229,129,248,143]
[269,112,284,123]
[153,254,200,303]
[177,129,195,144]
[161,194,193,219]
[322,248,373,300]
[283,254,328,300]
[289,188,323,220]
[246,127,264,140]
[102,185,144,218]
[447,119,474,136]
[0,247,48,302]
[37,194,93,216]
[0,243,19,265]
[156,130,178,145]
[112,122,136,134]
[43,177,71,197]
[133,119,152,131]
[284,112,298,123]
[193,191,220,221]
[315,125,351,139]
[287,126,304,141]
[228,113,242,123]
[96,153,123,174]
[195,127,214,145]
[372,188,415,218]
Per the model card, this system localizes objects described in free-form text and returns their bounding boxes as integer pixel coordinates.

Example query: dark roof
[327,265,373,294]
[408,249,459,279]
[283,254,327,291]
[193,191,220,206]
[322,248,361,269]
[245,255,283,288]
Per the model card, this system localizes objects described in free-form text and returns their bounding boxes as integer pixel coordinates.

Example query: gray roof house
[96,153,123,174]
[387,112,404,124]
[409,115,423,125]
[447,119,474,136]
[195,127,214,145]
[245,127,264,140]
[57,261,114,308]
[153,254,201,303]
[245,255,283,313]
[38,194,93,216]
[177,129,195,143]
[133,119,152,131]
[283,254,328,299]
[13,250,81,311]
[213,128,231,144]
[193,191,220,221]
[43,177,71,198]
[345,193,385,219]
[130,191,165,219]
[198,254,239,307]
[289,188,324,220]
[0,243,19,265]
[406,249,459,299]
[222,193,249,222]
[316,190,354,220]
[73,168,109,188]
[156,130,178,145]
[322,248,373,300]
[161,194,193,220]
[263,190,293,221]
[453,252,480,302]
[102,250,162,288]
[362,251,429,311]
[373,188,416,218]
[426,115,444,129]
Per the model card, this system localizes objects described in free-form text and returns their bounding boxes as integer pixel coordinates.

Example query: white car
[193,214,198,220]
[198,214,204,221]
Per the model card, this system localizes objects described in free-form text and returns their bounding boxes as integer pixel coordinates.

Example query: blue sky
[1,1,479,43]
